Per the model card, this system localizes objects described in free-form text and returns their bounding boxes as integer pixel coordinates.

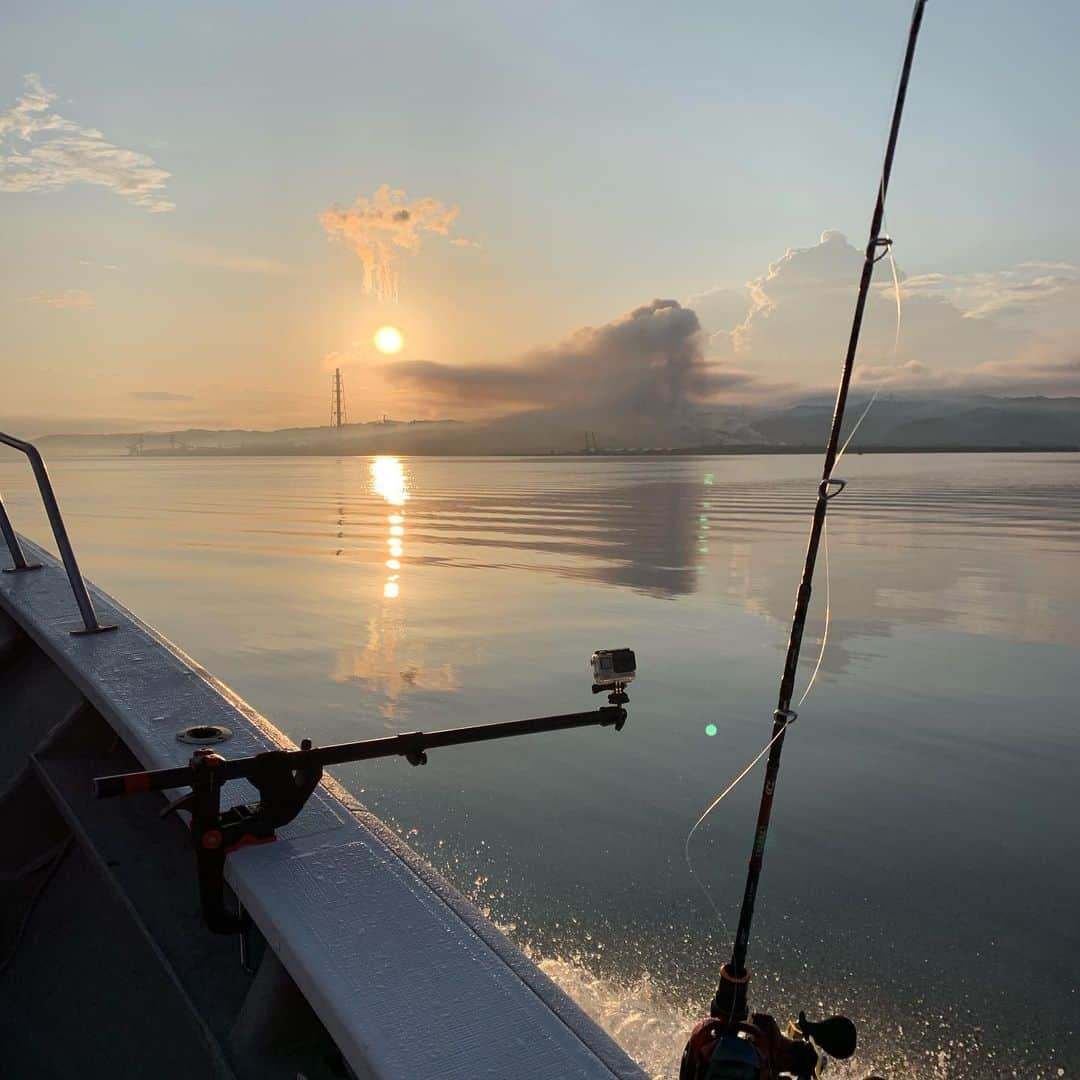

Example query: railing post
[0,432,116,634]
[0,495,42,573]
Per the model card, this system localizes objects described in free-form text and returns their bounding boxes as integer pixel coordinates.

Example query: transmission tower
[330,368,347,429]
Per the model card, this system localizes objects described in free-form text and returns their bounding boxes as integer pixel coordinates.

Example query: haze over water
[2,452,1077,1078]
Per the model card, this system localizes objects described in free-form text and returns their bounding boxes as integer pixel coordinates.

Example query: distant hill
[34,418,465,456]
[21,395,1080,457]
[745,395,1080,451]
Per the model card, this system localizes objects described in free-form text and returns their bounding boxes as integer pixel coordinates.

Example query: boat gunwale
[0,534,646,1080]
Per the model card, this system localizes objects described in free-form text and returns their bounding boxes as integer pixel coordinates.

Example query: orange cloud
[25,288,94,309]
[319,183,466,302]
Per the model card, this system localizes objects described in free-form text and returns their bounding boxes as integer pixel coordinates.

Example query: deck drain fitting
[177,724,233,745]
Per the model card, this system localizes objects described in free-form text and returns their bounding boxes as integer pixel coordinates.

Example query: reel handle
[794,1011,857,1060]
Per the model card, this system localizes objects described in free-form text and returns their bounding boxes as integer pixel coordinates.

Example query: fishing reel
[680,1009,857,1080]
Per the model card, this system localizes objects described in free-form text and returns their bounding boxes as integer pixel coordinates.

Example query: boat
[4,6,935,1076]
[0,431,647,1078]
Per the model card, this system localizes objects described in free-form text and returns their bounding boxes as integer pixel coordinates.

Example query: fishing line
[835,29,908,468]
[796,515,831,708]
[836,233,903,466]
[684,516,828,916]
[683,717,794,924]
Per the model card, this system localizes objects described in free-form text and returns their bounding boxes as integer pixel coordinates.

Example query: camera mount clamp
[94,701,629,934]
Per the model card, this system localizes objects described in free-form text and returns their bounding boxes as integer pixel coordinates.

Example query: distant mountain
[22,395,1080,457]
[34,418,465,455]
[744,395,1080,451]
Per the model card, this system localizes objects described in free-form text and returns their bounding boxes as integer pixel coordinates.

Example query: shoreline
[122,443,1080,459]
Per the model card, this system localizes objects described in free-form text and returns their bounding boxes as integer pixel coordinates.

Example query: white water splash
[402,830,1072,1079]
[529,951,696,1080]
[529,950,1066,1080]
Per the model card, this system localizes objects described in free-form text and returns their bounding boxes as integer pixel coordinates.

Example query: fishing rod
[682,3,928,1077]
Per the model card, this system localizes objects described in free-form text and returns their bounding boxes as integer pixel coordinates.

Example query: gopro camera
[591,648,636,690]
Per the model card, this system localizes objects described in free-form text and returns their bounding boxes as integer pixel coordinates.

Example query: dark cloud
[695,362,796,400]
[387,360,541,405]
[387,299,707,416]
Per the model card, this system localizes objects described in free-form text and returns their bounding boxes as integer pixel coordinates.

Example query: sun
[373,325,404,354]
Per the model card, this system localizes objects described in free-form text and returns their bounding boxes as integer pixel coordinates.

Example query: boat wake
[529,950,695,1080]
[525,947,1065,1080]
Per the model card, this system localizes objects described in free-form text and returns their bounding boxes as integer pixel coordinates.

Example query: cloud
[0,74,173,212]
[371,234,1080,426]
[855,346,1080,397]
[683,234,1080,403]
[387,299,706,416]
[129,391,194,402]
[686,284,752,337]
[172,247,295,276]
[724,230,915,381]
[25,288,94,308]
[900,262,1080,330]
[707,230,1080,396]
[319,184,468,302]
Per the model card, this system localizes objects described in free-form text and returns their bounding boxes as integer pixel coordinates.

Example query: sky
[2,0,1079,435]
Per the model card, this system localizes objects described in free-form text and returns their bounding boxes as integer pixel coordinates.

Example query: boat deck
[0,537,646,1079]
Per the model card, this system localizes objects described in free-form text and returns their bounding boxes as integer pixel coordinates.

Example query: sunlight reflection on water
[371,456,408,601]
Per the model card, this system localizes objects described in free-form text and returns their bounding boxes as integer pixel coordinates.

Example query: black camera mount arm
[93,701,628,933]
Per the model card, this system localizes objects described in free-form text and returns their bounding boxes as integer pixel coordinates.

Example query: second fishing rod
[708,0,929,1028]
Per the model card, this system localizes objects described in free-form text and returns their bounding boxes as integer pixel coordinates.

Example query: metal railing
[0,432,115,635]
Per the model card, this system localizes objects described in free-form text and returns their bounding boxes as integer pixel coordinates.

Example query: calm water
[2,452,1077,1079]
